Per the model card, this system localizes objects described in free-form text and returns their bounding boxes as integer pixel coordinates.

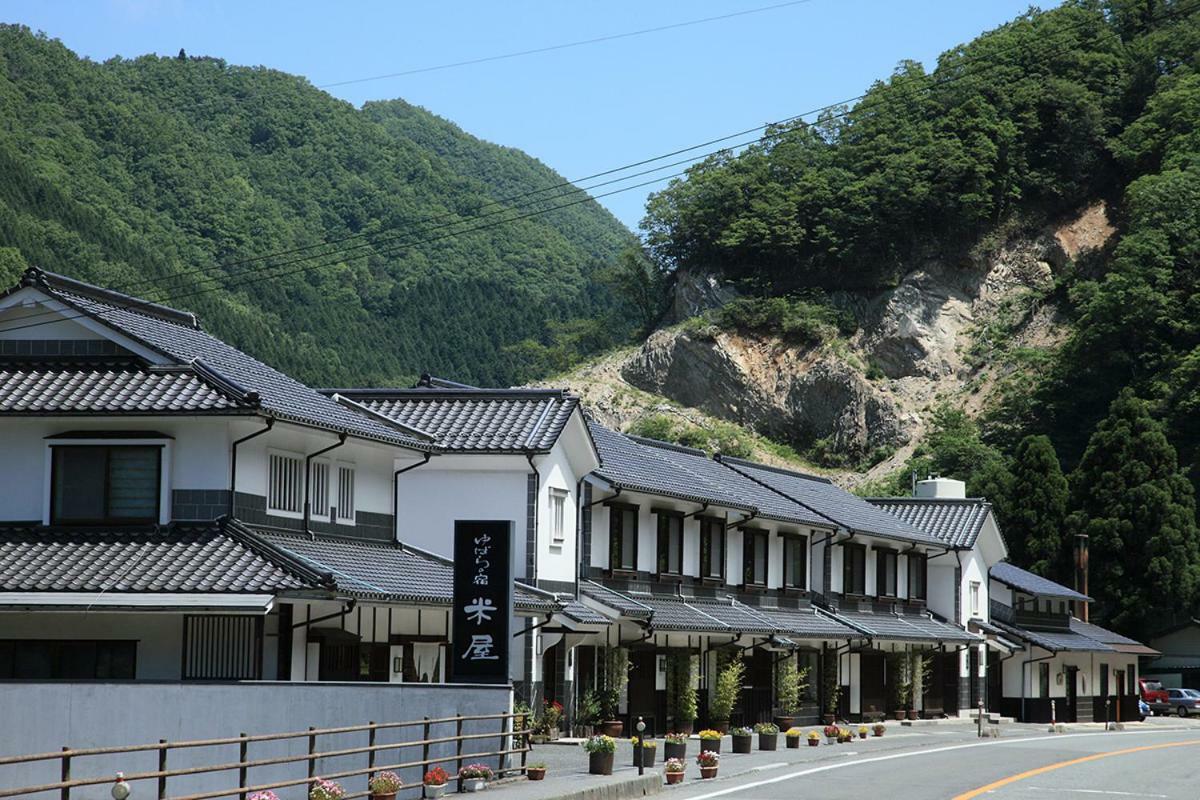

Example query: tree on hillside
[1067,390,1200,634]
[1004,435,1069,581]
[600,247,671,336]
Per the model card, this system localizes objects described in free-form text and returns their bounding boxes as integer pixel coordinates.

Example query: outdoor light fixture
[636,717,647,776]
[111,773,131,800]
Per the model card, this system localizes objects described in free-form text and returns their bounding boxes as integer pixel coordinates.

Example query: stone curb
[528,772,663,800]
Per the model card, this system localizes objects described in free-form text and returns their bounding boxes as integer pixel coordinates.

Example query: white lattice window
[549,488,568,545]
[309,459,330,519]
[335,462,356,523]
[267,450,304,516]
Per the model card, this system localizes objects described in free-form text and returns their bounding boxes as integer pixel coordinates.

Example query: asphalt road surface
[667,727,1200,800]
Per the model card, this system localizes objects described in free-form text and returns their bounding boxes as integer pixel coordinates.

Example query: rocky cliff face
[553,204,1113,481]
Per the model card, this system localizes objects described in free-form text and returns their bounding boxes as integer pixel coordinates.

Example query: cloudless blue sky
[4,0,1060,229]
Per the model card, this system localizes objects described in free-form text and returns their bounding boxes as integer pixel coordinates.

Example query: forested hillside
[608,0,1200,635]
[0,26,634,386]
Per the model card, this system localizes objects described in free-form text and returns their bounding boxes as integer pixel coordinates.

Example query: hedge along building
[576,424,975,732]
[0,268,583,725]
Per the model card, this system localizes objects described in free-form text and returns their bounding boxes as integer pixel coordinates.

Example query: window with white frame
[969,581,981,617]
[335,462,356,523]
[549,488,568,545]
[267,450,304,516]
[309,459,331,519]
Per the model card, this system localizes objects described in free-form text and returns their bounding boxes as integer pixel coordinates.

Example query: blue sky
[5,0,1059,230]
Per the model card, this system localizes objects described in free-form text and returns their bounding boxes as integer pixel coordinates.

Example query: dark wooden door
[987,650,1003,712]
[1065,666,1079,721]
[628,650,658,735]
[941,652,960,715]
[860,651,886,717]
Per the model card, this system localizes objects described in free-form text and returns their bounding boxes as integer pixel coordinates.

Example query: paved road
[665,725,1200,800]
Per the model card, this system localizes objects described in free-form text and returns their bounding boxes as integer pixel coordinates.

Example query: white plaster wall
[960,550,989,624]
[0,611,184,679]
[534,442,579,584]
[927,560,956,619]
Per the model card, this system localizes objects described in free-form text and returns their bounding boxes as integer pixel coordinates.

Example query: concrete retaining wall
[0,680,513,800]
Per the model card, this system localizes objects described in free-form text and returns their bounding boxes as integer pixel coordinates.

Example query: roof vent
[914,477,966,499]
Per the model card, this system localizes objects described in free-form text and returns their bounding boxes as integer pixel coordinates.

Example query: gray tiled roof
[832,609,977,643]
[990,562,1091,601]
[1069,619,1158,655]
[581,581,653,617]
[0,366,253,413]
[634,438,837,529]
[743,604,861,640]
[12,269,433,451]
[325,387,579,453]
[991,618,1113,652]
[558,597,612,625]
[589,424,754,512]
[867,498,991,549]
[719,457,937,545]
[0,522,307,593]
[251,529,555,612]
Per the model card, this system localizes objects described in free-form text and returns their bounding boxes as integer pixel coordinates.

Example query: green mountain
[0,25,635,386]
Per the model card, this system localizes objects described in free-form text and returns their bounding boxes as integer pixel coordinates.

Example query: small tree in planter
[577,689,601,736]
[710,656,744,732]
[582,734,616,775]
[730,726,753,754]
[754,722,779,751]
[887,651,913,720]
[806,731,820,747]
[526,763,547,781]
[459,765,493,793]
[310,779,345,800]
[774,660,809,729]
[368,771,402,800]
[912,652,934,720]
[422,768,449,799]
[785,727,803,749]
[664,757,686,785]
[631,736,657,767]
[821,650,841,724]
[599,647,630,736]
[698,729,723,754]
[666,652,699,734]
[664,732,688,761]
[696,750,720,779]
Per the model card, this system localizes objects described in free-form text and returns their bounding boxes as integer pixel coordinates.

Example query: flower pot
[893,710,905,721]
[907,709,918,721]
[758,733,778,751]
[858,732,867,739]
[674,721,694,735]
[632,747,656,767]
[700,739,721,754]
[664,742,687,761]
[873,730,884,737]
[588,751,614,776]
[374,794,399,800]
[808,738,819,747]
[786,737,801,749]
[463,779,486,793]
[699,767,718,780]
[826,736,838,745]
[712,721,730,734]
[665,771,684,785]
[423,786,446,799]
[526,769,545,782]
[601,720,624,738]
[774,715,795,731]
[731,735,752,754]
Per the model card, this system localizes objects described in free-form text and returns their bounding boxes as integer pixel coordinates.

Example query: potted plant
[310,779,345,800]
[459,765,493,793]
[839,727,853,743]
[857,726,868,740]
[526,763,546,782]
[368,771,402,800]
[698,729,722,754]
[599,647,629,737]
[667,652,699,735]
[422,767,449,798]
[709,656,744,734]
[888,652,913,721]
[583,734,616,775]
[821,650,840,724]
[754,722,779,751]
[664,757,686,785]
[823,724,840,745]
[577,690,601,736]
[774,660,809,730]
[631,736,657,767]
[785,727,803,749]
[730,726,753,754]
[807,731,821,747]
[664,732,688,761]
[872,723,886,737]
[696,750,720,779]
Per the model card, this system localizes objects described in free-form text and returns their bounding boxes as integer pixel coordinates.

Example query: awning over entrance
[990,618,1114,652]
[833,608,979,643]
[0,592,275,613]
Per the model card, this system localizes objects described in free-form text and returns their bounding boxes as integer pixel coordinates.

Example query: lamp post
[636,717,646,776]
[111,773,131,800]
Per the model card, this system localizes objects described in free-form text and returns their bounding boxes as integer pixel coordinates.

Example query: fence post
[520,713,528,774]
[60,747,70,800]
[158,740,168,799]
[455,715,464,793]
[308,726,317,781]
[422,717,432,774]
[368,721,377,779]
[239,733,249,800]
[496,714,507,776]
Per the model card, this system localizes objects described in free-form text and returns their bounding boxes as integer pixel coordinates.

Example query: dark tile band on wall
[526,473,537,581]
[0,339,128,358]
[172,489,231,522]
[581,483,592,576]
[233,492,394,542]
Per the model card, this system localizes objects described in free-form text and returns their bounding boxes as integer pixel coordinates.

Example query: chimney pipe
[1074,533,1089,622]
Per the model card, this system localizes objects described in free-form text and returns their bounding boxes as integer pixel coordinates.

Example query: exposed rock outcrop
[667,269,740,323]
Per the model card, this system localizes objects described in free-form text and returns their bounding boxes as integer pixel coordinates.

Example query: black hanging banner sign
[450,520,513,684]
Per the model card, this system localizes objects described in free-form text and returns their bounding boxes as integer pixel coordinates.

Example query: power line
[317,0,819,87]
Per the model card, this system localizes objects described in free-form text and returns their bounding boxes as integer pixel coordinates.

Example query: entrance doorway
[627,650,660,735]
[1064,665,1079,721]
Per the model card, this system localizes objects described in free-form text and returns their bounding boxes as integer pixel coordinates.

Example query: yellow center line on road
[951,739,1200,799]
